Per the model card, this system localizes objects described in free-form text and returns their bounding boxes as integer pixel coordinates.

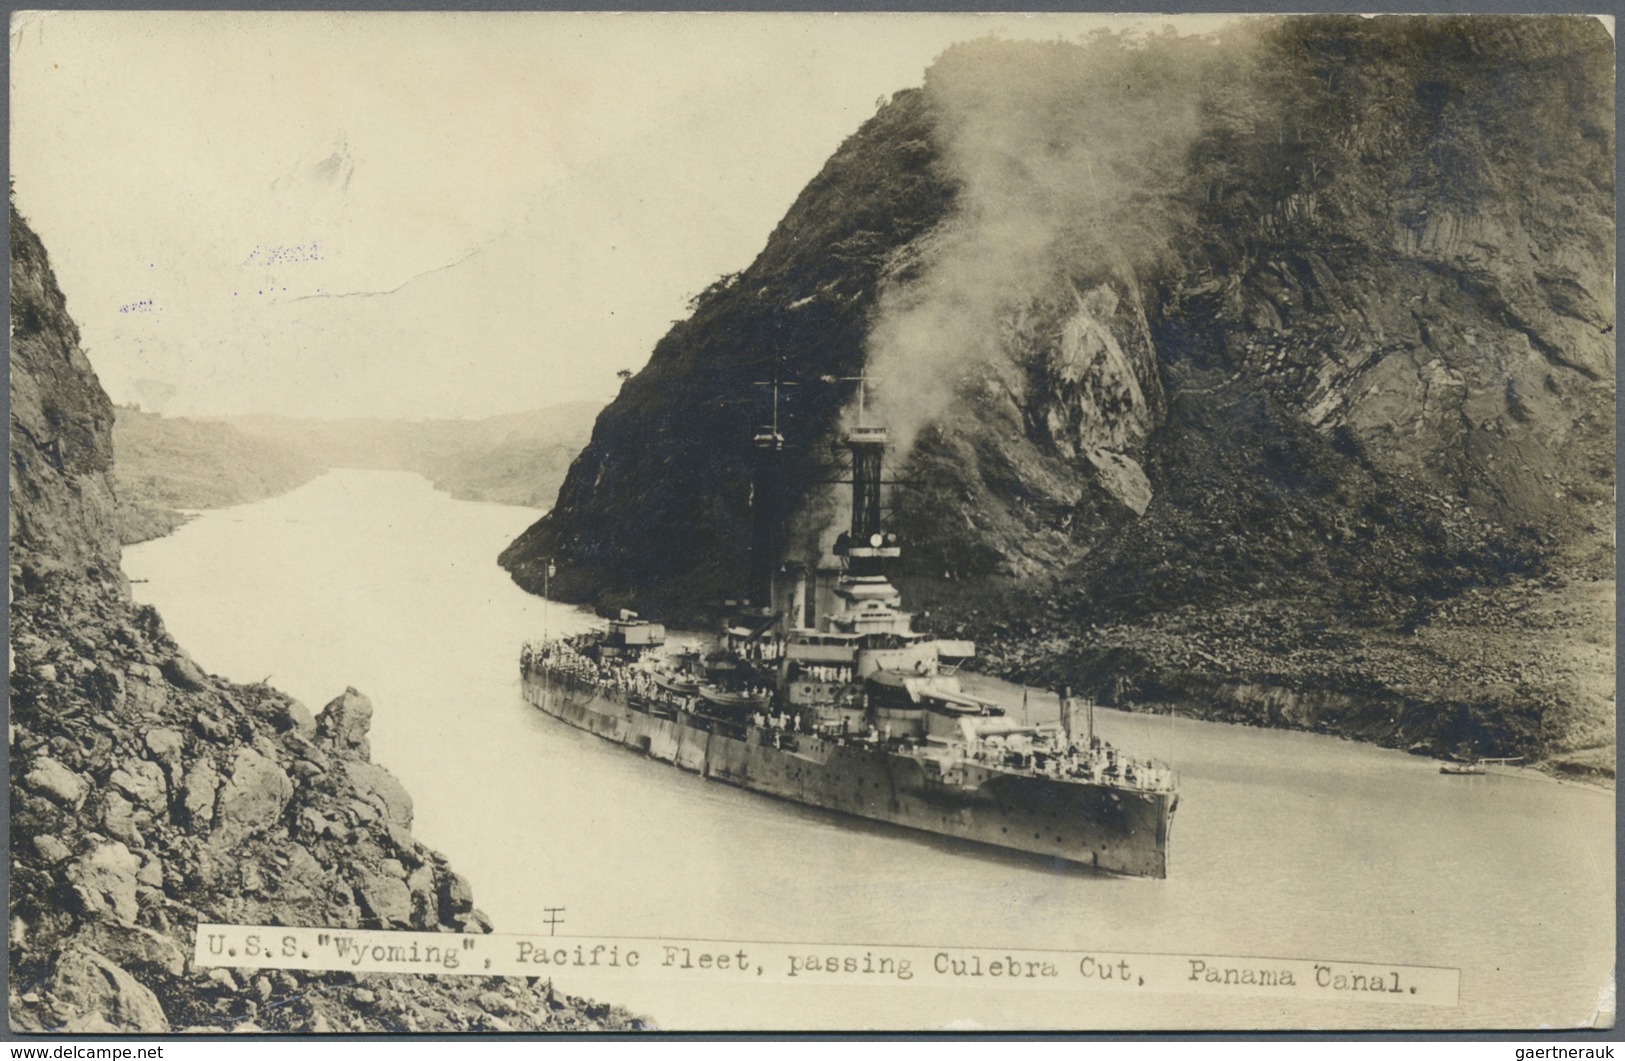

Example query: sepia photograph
[6,9,1616,1036]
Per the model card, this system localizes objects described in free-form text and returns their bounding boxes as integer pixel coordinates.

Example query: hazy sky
[11,11,1240,420]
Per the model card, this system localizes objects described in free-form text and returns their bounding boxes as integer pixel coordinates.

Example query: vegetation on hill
[112,409,326,544]
[229,404,601,509]
[110,403,600,545]
[503,16,1613,773]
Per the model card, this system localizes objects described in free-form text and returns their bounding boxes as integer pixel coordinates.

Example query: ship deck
[520,664,1176,878]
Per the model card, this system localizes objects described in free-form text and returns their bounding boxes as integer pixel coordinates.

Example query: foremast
[517,373,1178,877]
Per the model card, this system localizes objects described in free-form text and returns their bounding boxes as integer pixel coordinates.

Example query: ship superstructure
[519,385,1178,877]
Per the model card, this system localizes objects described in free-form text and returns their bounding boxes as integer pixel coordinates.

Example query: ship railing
[1092,759,1177,793]
[937,738,1177,793]
[748,725,800,753]
[530,641,677,695]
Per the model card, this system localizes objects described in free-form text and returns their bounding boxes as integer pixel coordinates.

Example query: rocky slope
[502,16,1613,771]
[9,204,641,1032]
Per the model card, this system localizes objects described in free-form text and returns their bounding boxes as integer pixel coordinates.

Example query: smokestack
[841,421,899,580]
[848,426,885,544]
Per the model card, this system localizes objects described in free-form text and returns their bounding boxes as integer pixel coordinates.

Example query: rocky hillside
[9,204,640,1031]
[502,16,1613,771]
[113,408,326,544]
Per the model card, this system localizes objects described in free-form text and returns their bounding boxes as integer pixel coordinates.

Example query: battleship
[519,393,1178,877]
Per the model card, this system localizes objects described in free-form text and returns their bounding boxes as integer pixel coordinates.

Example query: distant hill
[112,409,327,544]
[228,402,602,509]
[110,403,599,545]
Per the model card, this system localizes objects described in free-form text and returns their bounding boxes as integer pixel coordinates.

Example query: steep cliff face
[1162,16,1614,543]
[502,86,953,612]
[9,204,639,1032]
[10,213,121,578]
[502,16,1613,766]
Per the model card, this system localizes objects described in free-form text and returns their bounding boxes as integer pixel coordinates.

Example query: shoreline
[1131,700,1617,793]
[955,668,1616,793]
[121,467,549,549]
[517,582,1618,793]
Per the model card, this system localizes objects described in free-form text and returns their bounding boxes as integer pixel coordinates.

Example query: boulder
[271,697,317,738]
[353,867,413,927]
[193,712,232,742]
[177,757,220,832]
[286,842,325,883]
[160,653,209,691]
[212,749,293,846]
[98,792,142,847]
[89,664,126,712]
[438,872,475,920]
[63,841,143,923]
[290,759,325,781]
[135,852,164,888]
[73,921,188,977]
[48,947,169,1033]
[458,908,495,935]
[342,760,413,829]
[143,726,185,767]
[23,756,87,807]
[385,824,424,866]
[126,677,169,716]
[32,834,72,863]
[110,758,167,809]
[282,734,329,770]
[477,989,518,1017]
[1083,447,1153,517]
[406,864,437,925]
[316,688,373,757]
[298,807,346,842]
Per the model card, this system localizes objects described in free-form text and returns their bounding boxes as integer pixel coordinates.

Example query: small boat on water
[1439,755,1522,775]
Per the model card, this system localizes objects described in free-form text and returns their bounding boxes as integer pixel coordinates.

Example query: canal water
[124,469,1614,1031]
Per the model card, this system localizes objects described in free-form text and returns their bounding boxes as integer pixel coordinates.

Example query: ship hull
[523,670,1174,878]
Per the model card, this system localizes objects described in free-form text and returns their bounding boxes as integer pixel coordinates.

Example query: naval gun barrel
[959,719,1043,742]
